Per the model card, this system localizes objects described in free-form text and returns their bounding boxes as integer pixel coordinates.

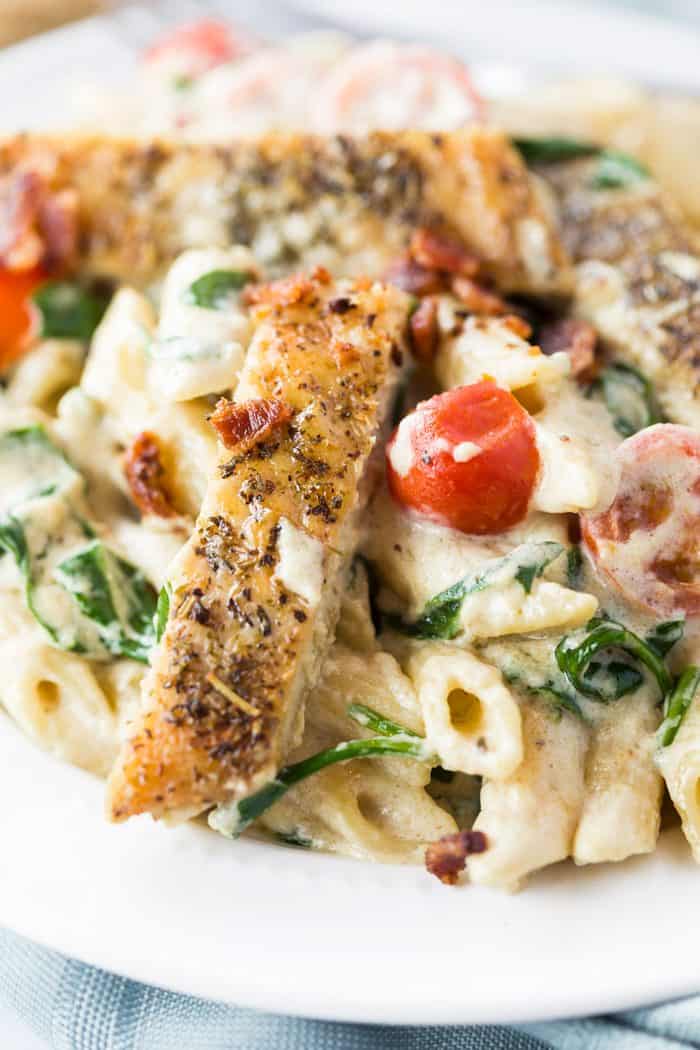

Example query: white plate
[1,3,700,1026]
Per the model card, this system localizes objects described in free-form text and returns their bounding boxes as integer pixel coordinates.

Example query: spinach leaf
[589,150,649,190]
[210,720,435,838]
[33,282,110,341]
[566,546,584,590]
[597,363,662,437]
[389,541,564,640]
[512,136,600,166]
[54,541,158,663]
[658,666,700,747]
[347,702,422,738]
[646,619,685,659]
[556,618,672,702]
[275,831,313,848]
[501,665,584,721]
[184,269,251,309]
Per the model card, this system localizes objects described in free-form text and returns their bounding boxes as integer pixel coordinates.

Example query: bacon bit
[425,829,488,886]
[501,314,533,340]
[409,296,439,363]
[205,673,259,717]
[383,253,444,296]
[410,228,480,277]
[209,397,292,453]
[0,171,77,273]
[539,318,598,379]
[243,266,330,308]
[450,276,509,316]
[124,432,176,519]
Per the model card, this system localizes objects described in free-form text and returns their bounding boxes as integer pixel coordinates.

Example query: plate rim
[1,4,700,1027]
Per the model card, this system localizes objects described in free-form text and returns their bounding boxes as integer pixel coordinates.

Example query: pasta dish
[2,19,700,890]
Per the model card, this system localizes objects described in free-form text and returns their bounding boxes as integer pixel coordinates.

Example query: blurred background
[2,0,700,47]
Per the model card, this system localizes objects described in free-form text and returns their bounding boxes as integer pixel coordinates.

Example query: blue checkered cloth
[2,927,699,1049]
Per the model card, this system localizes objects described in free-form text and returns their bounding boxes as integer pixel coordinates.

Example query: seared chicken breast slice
[540,156,700,426]
[0,129,570,294]
[106,270,409,821]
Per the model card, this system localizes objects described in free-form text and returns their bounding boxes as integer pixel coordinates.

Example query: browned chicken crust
[106,273,409,821]
[0,128,571,294]
[540,157,700,424]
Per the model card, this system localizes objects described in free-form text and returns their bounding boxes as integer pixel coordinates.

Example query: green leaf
[589,150,649,190]
[184,269,251,309]
[155,581,172,643]
[389,542,564,640]
[275,831,313,849]
[556,618,672,703]
[566,546,584,590]
[500,665,584,721]
[658,666,700,748]
[210,732,435,838]
[347,702,422,738]
[646,619,685,659]
[33,282,110,341]
[513,136,600,165]
[597,363,662,437]
[54,541,158,663]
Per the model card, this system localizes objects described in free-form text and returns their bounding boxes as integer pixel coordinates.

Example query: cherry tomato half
[386,381,540,535]
[145,19,251,78]
[0,265,44,371]
[582,424,700,616]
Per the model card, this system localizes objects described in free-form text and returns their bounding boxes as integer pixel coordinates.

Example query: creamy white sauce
[452,440,482,463]
[388,413,418,478]
[275,517,326,607]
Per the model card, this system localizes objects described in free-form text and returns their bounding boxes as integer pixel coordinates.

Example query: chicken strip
[106,270,409,821]
[0,128,570,294]
[538,153,700,426]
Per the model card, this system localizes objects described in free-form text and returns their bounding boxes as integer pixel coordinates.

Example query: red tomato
[0,265,44,371]
[386,381,540,535]
[582,424,700,616]
[145,19,252,77]
[312,42,484,133]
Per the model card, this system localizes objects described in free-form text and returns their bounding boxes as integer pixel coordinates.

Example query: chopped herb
[589,150,649,190]
[173,74,193,91]
[658,666,700,747]
[155,581,172,643]
[388,541,563,640]
[596,363,662,437]
[556,617,672,702]
[512,136,600,165]
[184,269,251,309]
[33,282,110,341]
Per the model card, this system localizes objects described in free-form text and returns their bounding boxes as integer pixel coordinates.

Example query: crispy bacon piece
[450,275,509,316]
[0,170,77,273]
[209,396,292,453]
[124,431,176,519]
[539,317,597,378]
[410,228,480,277]
[501,314,533,340]
[409,296,439,362]
[383,253,444,296]
[425,829,488,885]
[243,266,331,308]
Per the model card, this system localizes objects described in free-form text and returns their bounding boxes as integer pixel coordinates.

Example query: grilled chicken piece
[106,271,409,821]
[0,129,570,295]
[540,157,700,426]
